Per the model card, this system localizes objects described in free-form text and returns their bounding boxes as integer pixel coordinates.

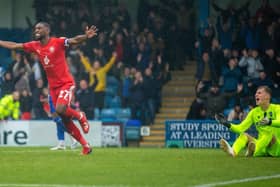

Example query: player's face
[255,88,270,106]
[34,23,49,40]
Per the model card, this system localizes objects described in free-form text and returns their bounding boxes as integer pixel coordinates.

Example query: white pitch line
[193,174,280,187]
[0,184,129,187]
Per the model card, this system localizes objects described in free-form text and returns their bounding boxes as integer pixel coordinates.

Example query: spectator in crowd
[161,62,172,85]
[29,54,43,91]
[121,66,132,108]
[212,0,250,23]
[1,71,14,97]
[255,0,277,26]
[0,91,20,120]
[186,97,207,120]
[93,48,107,66]
[20,89,32,120]
[247,70,275,96]
[130,71,145,124]
[197,82,243,118]
[110,61,124,81]
[238,49,264,80]
[195,51,218,91]
[227,103,245,121]
[216,15,233,49]
[197,27,215,57]
[135,41,150,72]
[12,53,32,93]
[92,32,110,61]
[114,32,125,63]
[272,53,280,89]
[143,67,157,125]
[262,48,277,79]
[75,79,95,119]
[210,38,224,78]
[261,24,276,51]
[243,17,262,49]
[221,57,243,107]
[90,53,117,110]
[115,2,131,30]
[79,51,117,110]
[177,2,196,60]
[221,58,242,93]
[32,79,48,119]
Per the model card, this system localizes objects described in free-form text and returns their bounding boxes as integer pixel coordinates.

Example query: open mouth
[256,97,260,102]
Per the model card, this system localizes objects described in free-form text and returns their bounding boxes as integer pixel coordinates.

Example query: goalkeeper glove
[259,118,272,126]
[215,113,231,128]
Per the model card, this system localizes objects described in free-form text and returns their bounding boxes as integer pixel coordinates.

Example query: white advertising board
[0,120,102,147]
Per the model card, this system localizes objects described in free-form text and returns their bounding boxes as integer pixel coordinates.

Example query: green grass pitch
[0,147,280,187]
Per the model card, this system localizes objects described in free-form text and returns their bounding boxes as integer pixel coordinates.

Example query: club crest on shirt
[49,46,55,53]
[44,56,50,65]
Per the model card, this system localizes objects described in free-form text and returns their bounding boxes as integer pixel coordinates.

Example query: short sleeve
[23,41,36,53]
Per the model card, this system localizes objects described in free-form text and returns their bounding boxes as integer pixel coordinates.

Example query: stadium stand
[1,0,280,147]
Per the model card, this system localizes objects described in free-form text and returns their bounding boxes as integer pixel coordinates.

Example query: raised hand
[85,25,98,39]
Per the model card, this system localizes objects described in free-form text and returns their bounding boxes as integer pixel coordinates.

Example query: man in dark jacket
[143,67,157,125]
[130,71,145,124]
[75,79,95,119]
[197,82,243,118]
[195,51,218,90]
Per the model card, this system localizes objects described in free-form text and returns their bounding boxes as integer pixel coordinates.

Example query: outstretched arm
[67,25,98,45]
[0,40,23,50]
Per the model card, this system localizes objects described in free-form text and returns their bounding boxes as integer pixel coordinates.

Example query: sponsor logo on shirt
[44,56,50,65]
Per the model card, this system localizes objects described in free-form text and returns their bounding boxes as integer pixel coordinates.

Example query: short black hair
[36,22,50,29]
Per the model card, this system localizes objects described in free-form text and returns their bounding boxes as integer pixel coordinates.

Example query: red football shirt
[23,37,74,89]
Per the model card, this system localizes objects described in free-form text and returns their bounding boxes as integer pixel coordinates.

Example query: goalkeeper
[216,86,280,157]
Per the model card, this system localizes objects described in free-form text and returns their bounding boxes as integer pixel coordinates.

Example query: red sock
[64,120,88,146]
[64,107,81,120]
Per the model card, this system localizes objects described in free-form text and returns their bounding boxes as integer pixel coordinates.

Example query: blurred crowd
[1,0,280,124]
[187,0,280,121]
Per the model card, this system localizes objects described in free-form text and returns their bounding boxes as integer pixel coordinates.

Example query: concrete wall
[0,0,13,28]
[0,0,35,28]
